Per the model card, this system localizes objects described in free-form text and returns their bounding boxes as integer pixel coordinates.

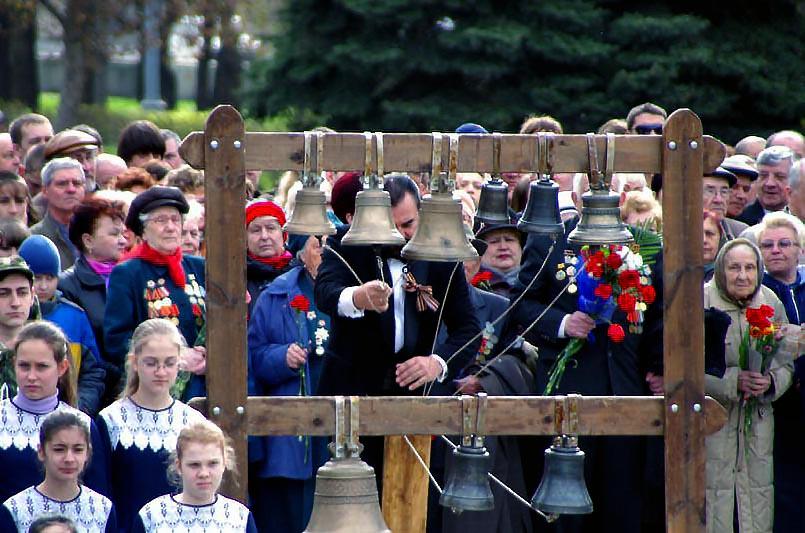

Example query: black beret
[125,186,189,236]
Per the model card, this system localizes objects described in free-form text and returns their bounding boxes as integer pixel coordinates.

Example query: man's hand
[454,375,484,395]
[565,311,595,339]
[352,280,392,312]
[738,371,771,399]
[645,372,664,396]
[182,346,207,375]
[286,343,308,370]
[396,356,442,390]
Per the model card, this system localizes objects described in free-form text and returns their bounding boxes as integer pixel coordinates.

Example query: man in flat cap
[44,129,100,192]
[702,165,749,242]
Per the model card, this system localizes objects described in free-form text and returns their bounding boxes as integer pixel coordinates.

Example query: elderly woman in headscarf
[704,237,797,533]
[246,199,293,315]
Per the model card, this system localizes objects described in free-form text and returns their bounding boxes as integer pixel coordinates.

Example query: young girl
[0,321,107,503]
[0,411,117,532]
[96,318,205,532]
[131,420,257,532]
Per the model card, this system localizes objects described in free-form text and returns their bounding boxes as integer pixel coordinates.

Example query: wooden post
[202,105,248,502]
[662,109,713,532]
[382,435,432,533]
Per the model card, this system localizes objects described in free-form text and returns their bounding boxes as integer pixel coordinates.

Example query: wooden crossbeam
[188,395,727,437]
[180,131,724,175]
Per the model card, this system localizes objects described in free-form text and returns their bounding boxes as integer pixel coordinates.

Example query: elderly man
[160,129,184,169]
[0,134,19,173]
[30,158,87,269]
[737,146,796,226]
[734,136,767,159]
[702,166,748,241]
[755,211,805,533]
[44,129,100,193]
[8,113,53,161]
[787,160,805,221]
[768,130,804,160]
[721,155,759,219]
[95,153,127,189]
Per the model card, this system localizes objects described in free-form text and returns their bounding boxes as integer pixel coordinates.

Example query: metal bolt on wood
[212,406,221,416]
[210,139,219,150]
[236,406,245,415]
[693,403,702,413]
[667,141,677,150]
[234,140,242,150]
[670,404,679,413]
[689,140,699,150]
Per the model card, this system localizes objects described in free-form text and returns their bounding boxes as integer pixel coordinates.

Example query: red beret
[245,200,286,228]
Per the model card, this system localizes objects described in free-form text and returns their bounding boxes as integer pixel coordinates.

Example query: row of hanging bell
[532,435,594,515]
[440,437,495,513]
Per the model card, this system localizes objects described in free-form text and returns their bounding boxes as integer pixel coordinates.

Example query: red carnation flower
[290,295,310,313]
[471,271,493,287]
[617,292,637,313]
[640,285,656,305]
[606,253,622,270]
[759,305,775,318]
[746,307,773,329]
[594,283,613,300]
[618,270,640,289]
[607,323,626,343]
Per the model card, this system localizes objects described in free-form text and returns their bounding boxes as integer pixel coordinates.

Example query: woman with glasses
[245,200,293,316]
[104,187,207,400]
[97,319,205,533]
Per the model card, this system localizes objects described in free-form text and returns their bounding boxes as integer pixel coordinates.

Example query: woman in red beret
[246,199,293,315]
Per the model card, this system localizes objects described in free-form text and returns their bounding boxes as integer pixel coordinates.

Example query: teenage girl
[131,419,257,532]
[0,321,107,503]
[96,318,205,532]
[0,411,117,532]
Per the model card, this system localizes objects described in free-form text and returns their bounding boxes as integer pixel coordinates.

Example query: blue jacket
[247,266,329,479]
[762,267,805,326]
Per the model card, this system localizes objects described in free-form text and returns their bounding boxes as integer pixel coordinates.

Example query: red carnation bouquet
[290,295,311,398]
[471,271,493,291]
[545,243,655,394]
[739,304,781,437]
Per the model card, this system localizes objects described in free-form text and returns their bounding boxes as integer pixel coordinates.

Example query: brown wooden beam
[662,109,707,533]
[189,395,727,437]
[201,105,249,503]
[180,131,724,175]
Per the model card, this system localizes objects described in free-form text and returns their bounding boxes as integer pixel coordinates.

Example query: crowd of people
[0,103,801,532]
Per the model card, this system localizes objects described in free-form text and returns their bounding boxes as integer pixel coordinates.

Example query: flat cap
[44,129,99,160]
[704,166,737,187]
[721,155,759,181]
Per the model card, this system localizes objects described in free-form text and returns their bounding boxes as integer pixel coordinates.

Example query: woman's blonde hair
[123,318,186,397]
[620,190,662,229]
[755,211,805,248]
[167,419,238,487]
[14,322,76,407]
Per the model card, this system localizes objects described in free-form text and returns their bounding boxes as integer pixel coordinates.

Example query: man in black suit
[315,174,480,397]
[508,218,662,533]
[736,146,796,226]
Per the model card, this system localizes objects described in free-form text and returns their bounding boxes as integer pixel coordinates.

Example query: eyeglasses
[759,239,797,250]
[146,215,183,226]
[703,185,730,198]
[635,124,663,135]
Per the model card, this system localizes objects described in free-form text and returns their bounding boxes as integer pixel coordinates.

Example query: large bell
[304,457,391,533]
[284,188,337,236]
[475,178,510,225]
[402,193,478,262]
[567,190,633,246]
[531,435,593,515]
[440,443,495,513]
[342,188,405,247]
[517,178,564,237]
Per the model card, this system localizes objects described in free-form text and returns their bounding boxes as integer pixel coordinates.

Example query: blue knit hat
[18,235,61,276]
[455,123,489,134]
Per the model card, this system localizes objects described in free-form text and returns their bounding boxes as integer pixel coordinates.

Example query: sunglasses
[635,124,663,135]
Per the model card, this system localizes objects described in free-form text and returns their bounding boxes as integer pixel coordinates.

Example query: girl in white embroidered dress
[96,318,204,532]
[0,411,116,532]
[132,420,257,532]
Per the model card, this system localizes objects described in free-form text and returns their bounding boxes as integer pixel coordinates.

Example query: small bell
[531,435,593,515]
[517,178,564,236]
[440,442,495,513]
[475,178,510,225]
[304,457,391,533]
[284,188,337,236]
[566,190,633,246]
[342,188,405,247]
[401,192,478,262]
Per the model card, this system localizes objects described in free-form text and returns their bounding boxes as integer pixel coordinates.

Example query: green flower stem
[544,338,586,395]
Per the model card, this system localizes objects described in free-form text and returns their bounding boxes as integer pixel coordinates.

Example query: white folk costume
[0,485,116,532]
[131,494,257,532]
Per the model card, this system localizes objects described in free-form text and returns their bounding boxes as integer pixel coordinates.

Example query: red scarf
[128,242,187,288]
[248,250,293,270]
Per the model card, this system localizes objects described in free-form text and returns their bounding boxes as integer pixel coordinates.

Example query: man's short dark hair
[626,102,667,131]
[28,515,79,533]
[117,120,166,164]
[383,173,420,208]
[9,113,50,145]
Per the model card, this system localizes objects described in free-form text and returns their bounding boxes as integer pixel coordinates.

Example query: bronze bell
[304,456,391,533]
[475,178,510,225]
[517,178,564,237]
[284,188,337,236]
[567,190,633,246]
[342,188,405,247]
[531,435,593,515]
[440,443,495,513]
[401,192,478,262]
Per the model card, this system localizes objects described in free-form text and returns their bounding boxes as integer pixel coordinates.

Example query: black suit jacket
[315,228,480,396]
[507,219,662,396]
[735,199,766,226]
